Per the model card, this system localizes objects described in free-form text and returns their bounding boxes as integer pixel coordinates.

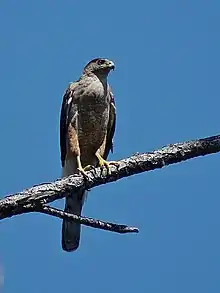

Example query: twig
[34,205,139,233]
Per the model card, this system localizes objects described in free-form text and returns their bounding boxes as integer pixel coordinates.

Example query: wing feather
[103,90,116,159]
[60,82,78,167]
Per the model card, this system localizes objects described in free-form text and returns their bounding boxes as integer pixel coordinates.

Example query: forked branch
[0,134,219,232]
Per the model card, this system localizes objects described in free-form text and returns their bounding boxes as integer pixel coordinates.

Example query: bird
[60,58,117,252]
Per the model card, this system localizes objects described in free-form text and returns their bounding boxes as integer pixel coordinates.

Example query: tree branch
[35,205,139,233]
[0,134,220,229]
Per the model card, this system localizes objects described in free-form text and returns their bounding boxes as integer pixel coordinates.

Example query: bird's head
[83,58,115,77]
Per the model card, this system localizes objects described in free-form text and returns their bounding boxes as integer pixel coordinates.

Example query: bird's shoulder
[64,80,78,97]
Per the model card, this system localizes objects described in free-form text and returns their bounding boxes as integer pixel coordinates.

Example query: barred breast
[75,75,110,164]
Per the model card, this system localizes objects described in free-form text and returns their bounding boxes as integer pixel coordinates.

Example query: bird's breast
[78,99,109,136]
[75,81,110,154]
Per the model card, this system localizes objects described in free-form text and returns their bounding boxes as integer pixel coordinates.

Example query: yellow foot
[96,154,119,175]
[84,165,94,171]
[77,166,89,180]
[76,156,90,180]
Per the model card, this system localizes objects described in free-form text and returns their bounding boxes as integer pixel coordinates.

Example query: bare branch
[5,203,138,233]
[0,134,220,225]
[35,205,139,233]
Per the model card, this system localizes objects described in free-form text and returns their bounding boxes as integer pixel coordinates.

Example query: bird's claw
[97,156,119,175]
[77,167,89,180]
[83,165,93,171]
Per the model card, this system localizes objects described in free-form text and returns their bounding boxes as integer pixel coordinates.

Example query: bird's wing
[103,89,116,160]
[60,81,85,252]
[60,82,78,167]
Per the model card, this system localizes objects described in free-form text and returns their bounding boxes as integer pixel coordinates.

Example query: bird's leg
[95,153,119,175]
[76,156,90,179]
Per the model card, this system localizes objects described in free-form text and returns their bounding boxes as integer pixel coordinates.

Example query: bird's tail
[62,190,86,252]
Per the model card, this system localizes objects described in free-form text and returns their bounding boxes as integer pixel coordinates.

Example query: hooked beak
[107,61,115,71]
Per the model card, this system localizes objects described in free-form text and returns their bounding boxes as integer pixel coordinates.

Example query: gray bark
[0,134,219,233]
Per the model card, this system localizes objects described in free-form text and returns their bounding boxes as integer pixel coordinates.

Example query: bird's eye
[97,59,105,65]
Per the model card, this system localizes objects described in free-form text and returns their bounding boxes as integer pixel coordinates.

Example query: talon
[77,167,89,180]
[86,165,96,171]
[108,161,120,167]
[96,153,118,175]
[83,165,93,171]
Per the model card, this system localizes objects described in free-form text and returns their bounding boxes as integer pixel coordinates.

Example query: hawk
[60,58,116,252]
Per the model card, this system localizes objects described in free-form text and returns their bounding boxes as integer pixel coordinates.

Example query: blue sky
[0,0,220,292]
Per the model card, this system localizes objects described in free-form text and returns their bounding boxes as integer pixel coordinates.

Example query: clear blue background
[0,1,219,292]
